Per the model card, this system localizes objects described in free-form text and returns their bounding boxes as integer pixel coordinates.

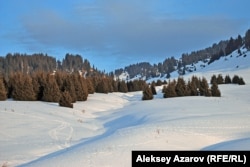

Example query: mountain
[115,29,250,82]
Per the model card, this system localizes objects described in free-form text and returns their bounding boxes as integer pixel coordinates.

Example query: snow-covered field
[1,52,250,167]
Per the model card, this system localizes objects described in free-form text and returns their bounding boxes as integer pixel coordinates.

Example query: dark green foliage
[118,81,128,93]
[10,73,36,101]
[245,29,250,50]
[43,74,61,102]
[59,91,73,108]
[86,78,95,94]
[96,78,109,94]
[211,82,221,97]
[216,74,224,84]
[151,82,157,95]
[224,75,232,84]
[72,74,88,101]
[210,75,217,84]
[0,76,7,100]
[175,77,186,97]
[142,86,153,100]
[238,77,245,85]
[163,80,177,98]
[199,77,211,96]
[156,80,163,86]
[232,75,240,84]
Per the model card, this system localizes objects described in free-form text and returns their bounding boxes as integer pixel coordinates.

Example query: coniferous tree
[210,75,217,84]
[10,73,36,101]
[175,77,186,97]
[245,29,250,50]
[43,74,61,102]
[96,78,109,94]
[163,80,177,98]
[238,77,245,85]
[224,75,232,84]
[216,74,224,84]
[232,75,240,84]
[211,82,221,97]
[63,75,77,102]
[200,77,210,96]
[151,81,157,95]
[59,91,73,108]
[0,76,7,100]
[118,80,128,93]
[72,74,88,101]
[86,78,95,94]
[142,86,153,100]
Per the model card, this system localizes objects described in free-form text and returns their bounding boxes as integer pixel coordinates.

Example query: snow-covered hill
[1,54,250,166]
[121,47,250,83]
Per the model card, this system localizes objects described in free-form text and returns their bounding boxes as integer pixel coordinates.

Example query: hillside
[115,29,250,81]
[0,49,250,166]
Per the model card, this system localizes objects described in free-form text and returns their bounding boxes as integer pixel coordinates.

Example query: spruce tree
[238,77,245,85]
[175,77,186,97]
[0,76,7,100]
[43,74,61,102]
[118,81,128,93]
[224,75,232,84]
[216,74,224,84]
[199,77,210,96]
[142,86,153,100]
[151,81,157,95]
[211,82,221,97]
[163,81,177,98]
[11,73,36,101]
[63,75,77,102]
[59,91,73,108]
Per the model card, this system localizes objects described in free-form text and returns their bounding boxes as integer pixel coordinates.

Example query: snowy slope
[1,50,250,167]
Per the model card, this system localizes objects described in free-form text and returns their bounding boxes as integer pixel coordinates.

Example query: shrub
[142,86,153,100]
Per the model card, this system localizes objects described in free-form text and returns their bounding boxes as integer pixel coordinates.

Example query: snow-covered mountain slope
[1,62,250,166]
[137,48,250,83]
[1,48,250,167]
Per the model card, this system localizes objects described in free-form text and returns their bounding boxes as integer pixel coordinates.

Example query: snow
[1,50,250,167]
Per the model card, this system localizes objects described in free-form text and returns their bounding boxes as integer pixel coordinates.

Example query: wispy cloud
[12,0,248,69]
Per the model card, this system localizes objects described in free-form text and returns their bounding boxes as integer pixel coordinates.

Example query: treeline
[115,28,250,79]
[142,74,246,100]
[0,53,102,77]
[210,74,245,85]
[0,72,148,108]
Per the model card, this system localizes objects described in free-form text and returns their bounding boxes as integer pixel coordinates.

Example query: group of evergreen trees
[0,71,149,108]
[210,74,245,85]
[162,76,221,98]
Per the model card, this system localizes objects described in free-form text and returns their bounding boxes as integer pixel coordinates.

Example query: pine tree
[211,82,221,97]
[0,76,7,100]
[59,91,73,108]
[86,78,95,94]
[142,86,153,100]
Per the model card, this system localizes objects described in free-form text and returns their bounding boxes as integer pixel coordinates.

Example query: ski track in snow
[48,120,73,149]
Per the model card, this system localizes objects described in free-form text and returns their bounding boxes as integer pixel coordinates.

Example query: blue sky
[1,0,250,72]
